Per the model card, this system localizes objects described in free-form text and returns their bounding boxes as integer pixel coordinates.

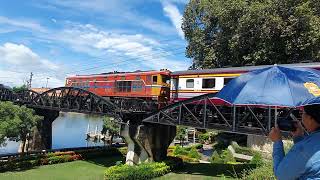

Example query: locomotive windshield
[162,75,170,84]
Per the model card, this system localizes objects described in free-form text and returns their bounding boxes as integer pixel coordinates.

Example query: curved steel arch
[30,87,122,120]
[14,89,40,104]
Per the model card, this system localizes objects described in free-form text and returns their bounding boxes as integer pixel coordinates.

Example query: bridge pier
[121,121,176,165]
[25,109,59,151]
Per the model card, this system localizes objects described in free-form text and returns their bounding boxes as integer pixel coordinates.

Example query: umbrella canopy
[216,65,320,107]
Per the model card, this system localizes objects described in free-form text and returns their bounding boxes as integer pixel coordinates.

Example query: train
[66,62,320,108]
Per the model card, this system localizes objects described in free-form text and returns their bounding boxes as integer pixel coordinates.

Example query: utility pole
[28,72,33,89]
[46,77,50,88]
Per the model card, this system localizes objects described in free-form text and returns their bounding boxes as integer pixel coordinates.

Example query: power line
[70,51,186,75]
[68,43,186,70]
[63,37,186,69]
[66,48,186,75]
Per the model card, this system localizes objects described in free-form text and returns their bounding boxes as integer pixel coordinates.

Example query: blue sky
[0,0,191,87]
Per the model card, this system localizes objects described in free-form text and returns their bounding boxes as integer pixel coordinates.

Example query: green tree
[0,102,42,153]
[12,84,28,93]
[176,126,188,146]
[182,0,320,69]
[101,116,120,145]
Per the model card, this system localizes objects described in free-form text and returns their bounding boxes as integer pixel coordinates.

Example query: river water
[0,112,106,155]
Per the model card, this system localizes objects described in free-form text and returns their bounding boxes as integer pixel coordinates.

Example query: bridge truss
[0,86,155,118]
[1,86,293,135]
[142,93,293,135]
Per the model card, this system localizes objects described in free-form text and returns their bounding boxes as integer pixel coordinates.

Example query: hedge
[172,145,201,161]
[0,147,123,172]
[104,162,170,180]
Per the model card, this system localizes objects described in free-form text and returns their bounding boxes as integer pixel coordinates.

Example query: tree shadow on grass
[173,163,256,178]
[84,155,125,168]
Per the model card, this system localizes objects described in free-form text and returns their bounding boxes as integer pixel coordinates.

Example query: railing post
[178,105,182,125]
[203,98,207,128]
[232,105,236,132]
[268,107,271,131]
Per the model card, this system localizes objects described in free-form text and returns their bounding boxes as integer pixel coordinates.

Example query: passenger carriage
[170,63,320,103]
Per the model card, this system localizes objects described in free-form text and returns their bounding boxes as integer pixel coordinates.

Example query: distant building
[31,88,50,94]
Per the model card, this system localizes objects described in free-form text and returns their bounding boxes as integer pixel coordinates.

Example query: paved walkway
[200,144,213,161]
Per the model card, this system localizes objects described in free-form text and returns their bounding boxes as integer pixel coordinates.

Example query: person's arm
[273,144,307,180]
[273,140,285,173]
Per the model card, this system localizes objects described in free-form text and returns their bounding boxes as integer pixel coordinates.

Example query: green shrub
[231,142,256,156]
[210,151,224,163]
[104,162,170,180]
[221,149,236,163]
[210,150,235,164]
[176,155,200,163]
[188,147,201,159]
[193,144,203,149]
[173,145,189,156]
[250,152,264,167]
[173,145,201,160]
[118,147,128,156]
[241,161,275,179]
[0,147,123,172]
[198,133,210,143]
[163,156,184,170]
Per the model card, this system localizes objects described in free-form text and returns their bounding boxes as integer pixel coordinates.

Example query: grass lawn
[0,157,255,180]
[0,156,125,180]
[155,163,255,180]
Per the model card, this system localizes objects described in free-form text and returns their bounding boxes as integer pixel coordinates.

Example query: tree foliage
[12,85,28,93]
[182,0,320,69]
[0,102,42,152]
[176,126,188,146]
[101,116,120,145]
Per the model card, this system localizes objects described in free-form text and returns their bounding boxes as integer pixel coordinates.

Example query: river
[0,112,106,155]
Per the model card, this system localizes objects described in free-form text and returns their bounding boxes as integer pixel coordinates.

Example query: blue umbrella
[216,65,320,107]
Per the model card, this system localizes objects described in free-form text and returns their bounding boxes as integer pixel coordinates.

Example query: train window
[202,78,215,89]
[121,76,125,80]
[224,78,234,86]
[186,79,194,88]
[136,76,141,80]
[116,81,132,92]
[162,75,170,84]
[153,76,158,84]
[132,81,143,92]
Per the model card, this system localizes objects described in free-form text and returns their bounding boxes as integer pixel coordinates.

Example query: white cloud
[162,2,185,39]
[0,43,58,70]
[0,16,47,32]
[0,43,64,88]
[36,0,177,36]
[40,23,188,73]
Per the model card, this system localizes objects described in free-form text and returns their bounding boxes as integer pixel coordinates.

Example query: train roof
[171,62,320,76]
[69,69,170,79]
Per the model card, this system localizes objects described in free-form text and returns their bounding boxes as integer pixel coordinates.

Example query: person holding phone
[269,104,320,179]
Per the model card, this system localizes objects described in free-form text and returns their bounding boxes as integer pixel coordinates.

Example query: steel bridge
[0,86,290,135]
[0,86,157,121]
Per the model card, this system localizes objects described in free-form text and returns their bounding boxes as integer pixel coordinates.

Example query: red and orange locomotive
[65,69,171,108]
